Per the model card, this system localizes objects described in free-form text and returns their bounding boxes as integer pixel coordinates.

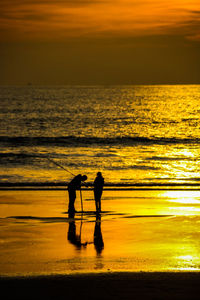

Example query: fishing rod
[46,156,84,211]
[31,146,75,176]
[46,157,75,176]
[80,187,83,212]
[32,147,84,210]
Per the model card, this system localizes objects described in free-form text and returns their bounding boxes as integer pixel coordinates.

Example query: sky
[0,0,200,85]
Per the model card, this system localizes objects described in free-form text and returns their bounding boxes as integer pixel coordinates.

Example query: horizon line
[0,83,200,87]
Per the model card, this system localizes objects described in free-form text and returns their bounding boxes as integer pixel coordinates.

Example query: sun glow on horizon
[174,253,200,271]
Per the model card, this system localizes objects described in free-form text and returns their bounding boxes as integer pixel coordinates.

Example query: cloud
[0,0,199,41]
[190,10,200,15]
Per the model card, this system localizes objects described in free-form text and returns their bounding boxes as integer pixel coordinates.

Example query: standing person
[94,172,104,213]
[68,174,87,213]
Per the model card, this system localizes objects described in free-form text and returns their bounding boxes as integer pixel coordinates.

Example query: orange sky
[1,0,200,41]
[0,0,200,84]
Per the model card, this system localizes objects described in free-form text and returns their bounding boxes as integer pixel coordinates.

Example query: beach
[1,189,200,275]
[1,189,200,298]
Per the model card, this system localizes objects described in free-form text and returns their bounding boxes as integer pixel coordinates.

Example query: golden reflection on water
[174,254,200,271]
[163,190,200,200]
[2,142,200,187]
[164,191,200,214]
[170,206,200,214]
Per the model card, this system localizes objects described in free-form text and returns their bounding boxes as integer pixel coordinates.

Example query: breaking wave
[1,136,200,147]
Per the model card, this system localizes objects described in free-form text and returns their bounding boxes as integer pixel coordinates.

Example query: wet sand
[1,189,200,299]
[1,189,200,274]
[1,272,200,300]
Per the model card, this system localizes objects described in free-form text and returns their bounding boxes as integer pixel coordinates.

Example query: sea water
[1,85,200,275]
[0,85,200,188]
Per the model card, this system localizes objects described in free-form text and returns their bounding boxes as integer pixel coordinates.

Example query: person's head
[97,172,102,177]
[81,175,87,181]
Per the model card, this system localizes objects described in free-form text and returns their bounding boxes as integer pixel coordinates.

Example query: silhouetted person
[68,174,87,213]
[68,217,87,250]
[94,214,104,255]
[94,172,104,213]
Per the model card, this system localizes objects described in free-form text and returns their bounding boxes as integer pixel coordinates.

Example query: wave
[0,136,200,147]
[107,165,159,170]
[1,181,200,190]
[146,156,192,161]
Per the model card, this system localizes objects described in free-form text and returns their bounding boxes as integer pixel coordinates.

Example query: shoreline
[2,188,200,191]
[1,188,200,192]
[1,270,200,279]
[1,183,200,191]
[1,272,200,299]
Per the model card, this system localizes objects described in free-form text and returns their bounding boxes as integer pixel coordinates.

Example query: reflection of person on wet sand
[67,214,87,249]
[94,172,104,214]
[94,215,104,255]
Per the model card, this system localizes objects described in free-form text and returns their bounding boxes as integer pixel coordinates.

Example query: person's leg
[68,190,76,212]
[99,190,103,212]
[95,200,98,212]
[94,190,98,212]
[97,198,101,213]
[99,199,101,212]
[96,191,102,212]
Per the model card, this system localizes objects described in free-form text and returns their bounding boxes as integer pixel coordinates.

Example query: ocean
[0,84,200,188]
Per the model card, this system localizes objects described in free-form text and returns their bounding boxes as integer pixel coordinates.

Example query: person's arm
[82,181,90,188]
[76,183,81,190]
